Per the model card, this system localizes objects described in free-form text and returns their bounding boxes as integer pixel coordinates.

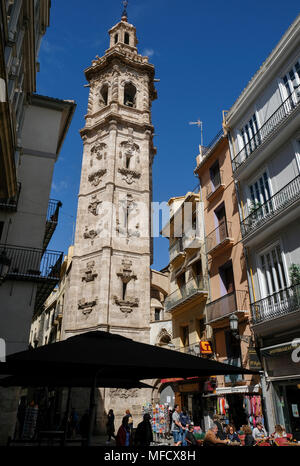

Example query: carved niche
[78,298,98,316]
[113,259,139,317]
[116,194,140,241]
[81,261,98,283]
[119,137,141,184]
[88,169,107,186]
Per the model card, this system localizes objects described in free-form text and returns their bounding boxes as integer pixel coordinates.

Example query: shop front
[203,384,263,431]
[261,340,300,439]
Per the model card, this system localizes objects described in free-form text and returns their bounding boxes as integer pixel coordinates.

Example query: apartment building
[195,131,260,431]
[0,1,75,444]
[225,14,300,438]
[161,190,213,425]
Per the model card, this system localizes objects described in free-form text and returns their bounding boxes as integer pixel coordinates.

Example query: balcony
[206,171,225,201]
[183,230,202,251]
[251,283,300,326]
[232,86,300,172]
[206,290,250,325]
[206,220,234,256]
[0,244,63,313]
[241,176,300,239]
[169,238,185,265]
[0,183,21,211]
[165,276,208,313]
[43,199,62,252]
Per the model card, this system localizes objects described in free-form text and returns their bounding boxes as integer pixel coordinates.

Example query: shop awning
[202,384,261,397]
[260,341,296,357]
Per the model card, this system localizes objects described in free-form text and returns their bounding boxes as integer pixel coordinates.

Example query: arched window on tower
[124,32,130,45]
[99,84,108,107]
[114,33,118,44]
[124,83,136,108]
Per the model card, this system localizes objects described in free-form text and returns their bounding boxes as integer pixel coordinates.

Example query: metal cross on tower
[122,0,128,18]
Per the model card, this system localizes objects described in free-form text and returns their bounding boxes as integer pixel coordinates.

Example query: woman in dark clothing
[106,409,116,443]
[226,424,241,443]
[134,413,153,447]
[213,415,227,440]
[116,416,131,446]
[243,425,255,446]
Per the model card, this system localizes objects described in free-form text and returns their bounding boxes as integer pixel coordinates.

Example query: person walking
[125,409,133,434]
[134,413,153,447]
[106,409,116,444]
[171,404,186,445]
[179,407,191,446]
[116,416,131,446]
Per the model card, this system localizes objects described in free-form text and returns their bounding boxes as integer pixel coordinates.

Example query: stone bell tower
[61,3,157,428]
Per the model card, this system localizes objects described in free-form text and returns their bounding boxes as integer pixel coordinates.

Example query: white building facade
[225,14,300,439]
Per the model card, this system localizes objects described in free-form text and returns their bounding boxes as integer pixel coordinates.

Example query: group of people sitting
[174,413,290,447]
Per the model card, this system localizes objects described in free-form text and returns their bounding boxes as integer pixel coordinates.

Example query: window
[100,84,108,106]
[248,171,272,215]
[154,308,161,321]
[114,34,118,44]
[181,325,189,348]
[214,202,228,243]
[219,261,235,295]
[209,160,221,190]
[259,244,288,298]
[124,32,130,45]
[240,113,260,155]
[177,273,186,295]
[197,318,206,340]
[124,83,136,107]
[282,58,300,98]
[192,260,202,286]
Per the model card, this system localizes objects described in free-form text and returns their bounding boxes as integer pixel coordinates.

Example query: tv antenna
[189,119,204,157]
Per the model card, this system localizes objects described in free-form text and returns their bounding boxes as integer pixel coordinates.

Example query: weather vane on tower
[122,0,128,20]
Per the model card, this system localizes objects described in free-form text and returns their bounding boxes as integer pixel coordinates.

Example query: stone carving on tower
[61,1,157,432]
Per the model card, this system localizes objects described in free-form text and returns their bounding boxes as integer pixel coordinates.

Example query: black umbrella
[0,373,154,389]
[5,330,257,379]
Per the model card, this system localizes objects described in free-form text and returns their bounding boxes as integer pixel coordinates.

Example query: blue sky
[37,0,300,271]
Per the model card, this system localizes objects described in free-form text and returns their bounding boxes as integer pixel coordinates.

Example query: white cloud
[52,180,68,192]
[143,48,155,57]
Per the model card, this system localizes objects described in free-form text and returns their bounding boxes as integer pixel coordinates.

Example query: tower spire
[121,0,128,22]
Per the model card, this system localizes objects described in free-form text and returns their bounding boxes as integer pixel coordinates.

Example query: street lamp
[229,313,251,343]
[0,250,11,285]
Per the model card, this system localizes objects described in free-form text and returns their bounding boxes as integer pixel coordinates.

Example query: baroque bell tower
[61,2,157,426]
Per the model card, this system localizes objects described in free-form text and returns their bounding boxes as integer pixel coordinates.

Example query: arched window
[124,83,136,108]
[100,84,108,106]
[114,34,118,44]
[124,32,130,45]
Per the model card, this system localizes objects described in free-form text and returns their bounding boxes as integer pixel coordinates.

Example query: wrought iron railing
[206,290,250,323]
[169,238,184,261]
[206,170,224,198]
[251,283,300,325]
[206,220,232,253]
[0,183,21,211]
[47,199,62,223]
[203,129,224,156]
[0,244,63,281]
[165,276,207,312]
[241,175,300,237]
[232,86,300,171]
